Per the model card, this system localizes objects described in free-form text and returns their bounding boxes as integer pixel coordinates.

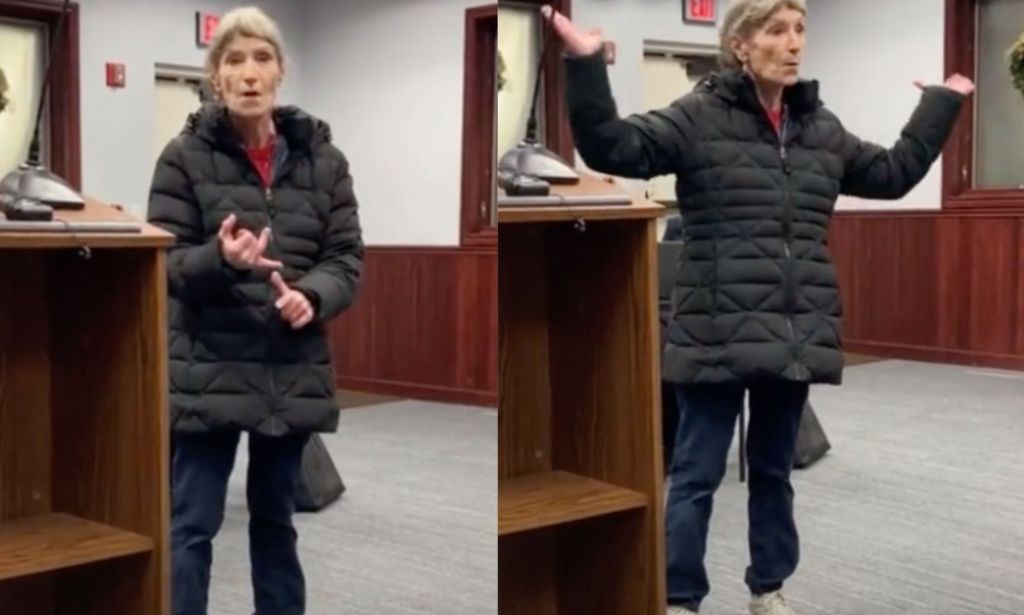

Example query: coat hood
[696,69,823,116]
[182,103,333,152]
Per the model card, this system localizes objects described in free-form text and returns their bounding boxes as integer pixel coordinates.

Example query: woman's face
[212,35,283,120]
[733,8,806,87]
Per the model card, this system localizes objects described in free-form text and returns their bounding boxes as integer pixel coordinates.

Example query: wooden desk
[0,199,173,613]
[498,181,667,614]
[0,197,168,248]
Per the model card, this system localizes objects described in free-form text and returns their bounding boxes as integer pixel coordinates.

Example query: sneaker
[667,606,697,614]
[749,590,797,615]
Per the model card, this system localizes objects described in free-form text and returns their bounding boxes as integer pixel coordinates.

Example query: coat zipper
[263,180,280,435]
[239,148,281,434]
[233,140,288,435]
[260,155,299,436]
[777,109,797,345]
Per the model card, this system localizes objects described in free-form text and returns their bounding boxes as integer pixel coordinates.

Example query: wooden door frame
[0,0,81,190]
[461,4,498,248]
[942,0,1024,212]
[460,0,574,248]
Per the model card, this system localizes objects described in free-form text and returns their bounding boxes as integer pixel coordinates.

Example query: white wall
[571,0,727,198]
[573,0,726,119]
[78,0,303,219]
[801,0,946,210]
[300,0,479,246]
[572,0,947,210]
[78,0,474,245]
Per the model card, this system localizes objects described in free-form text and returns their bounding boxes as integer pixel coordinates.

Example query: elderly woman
[147,6,363,614]
[542,1,972,614]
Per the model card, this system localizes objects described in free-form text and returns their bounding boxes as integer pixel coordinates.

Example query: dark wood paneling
[329,246,497,407]
[831,210,1024,371]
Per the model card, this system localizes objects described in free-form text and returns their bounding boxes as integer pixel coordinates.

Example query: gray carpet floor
[201,360,1024,615]
[684,360,1024,615]
[207,400,497,615]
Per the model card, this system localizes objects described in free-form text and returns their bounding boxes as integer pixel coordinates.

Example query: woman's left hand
[270,272,315,329]
[914,74,975,96]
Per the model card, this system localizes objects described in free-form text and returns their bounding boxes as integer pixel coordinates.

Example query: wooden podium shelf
[0,199,173,614]
[498,178,667,614]
[0,514,153,582]
[499,471,647,536]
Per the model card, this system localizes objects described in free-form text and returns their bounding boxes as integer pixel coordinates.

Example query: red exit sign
[684,0,717,24]
[196,12,220,47]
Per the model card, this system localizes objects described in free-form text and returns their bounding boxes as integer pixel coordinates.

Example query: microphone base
[0,163,85,210]
[498,140,579,185]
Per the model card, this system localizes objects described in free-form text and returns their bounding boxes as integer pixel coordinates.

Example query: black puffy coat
[566,53,964,386]
[148,104,364,435]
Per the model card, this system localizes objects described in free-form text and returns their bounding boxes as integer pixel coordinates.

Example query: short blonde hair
[719,0,807,69]
[205,6,286,79]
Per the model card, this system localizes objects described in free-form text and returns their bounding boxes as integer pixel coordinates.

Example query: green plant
[497,49,506,92]
[0,67,9,115]
[1009,31,1024,99]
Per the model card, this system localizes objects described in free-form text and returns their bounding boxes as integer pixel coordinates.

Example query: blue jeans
[171,430,309,615]
[665,382,807,611]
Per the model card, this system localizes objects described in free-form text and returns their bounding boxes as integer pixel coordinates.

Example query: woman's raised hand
[540,5,604,58]
[913,73,975,96]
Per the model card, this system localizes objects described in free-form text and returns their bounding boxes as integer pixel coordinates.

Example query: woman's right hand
[540,5,604,57]
[218,213,282,271]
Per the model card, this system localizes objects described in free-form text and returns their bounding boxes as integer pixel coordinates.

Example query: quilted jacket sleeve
[838,87,966,199]
[565,50,699,180]
[147,138,246,303]
[291,147,365,322]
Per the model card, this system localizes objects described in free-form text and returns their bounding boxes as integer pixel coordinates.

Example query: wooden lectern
[498,176,668,614]
[0,199,173,613]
